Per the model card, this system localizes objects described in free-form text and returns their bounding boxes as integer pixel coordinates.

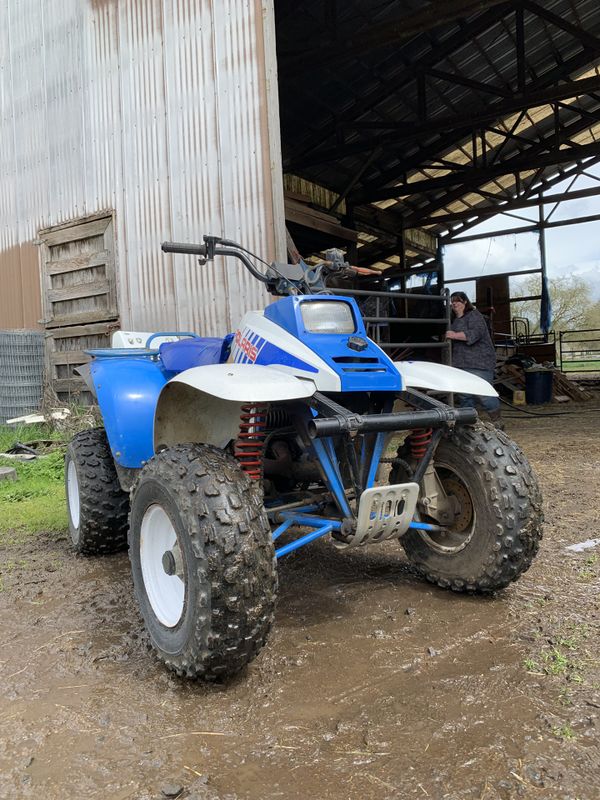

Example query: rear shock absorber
[234,404,269,480]
[408,428,433,459]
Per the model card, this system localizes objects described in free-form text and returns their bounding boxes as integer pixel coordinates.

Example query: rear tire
[129,444,277,680]
[391,424,543,592]
[64,428,129,555]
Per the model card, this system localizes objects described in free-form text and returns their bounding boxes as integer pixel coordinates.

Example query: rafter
[398,110,600,226]
[408,184,600,227]
[353,46,600,202]
[283,2,515,168]
[288,74,600,172]
[361,140,600,202]
[438,156,600,240]
[522,0,600,54]
[279,0,512,68]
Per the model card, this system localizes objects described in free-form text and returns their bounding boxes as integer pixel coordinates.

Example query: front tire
[129,444,277,680]
[392,424,543,592]
[64,428,129,554]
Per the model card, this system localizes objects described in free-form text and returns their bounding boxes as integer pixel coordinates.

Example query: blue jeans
[456,367,500,412]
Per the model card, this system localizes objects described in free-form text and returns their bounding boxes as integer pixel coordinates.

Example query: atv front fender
[395,361,498,397]
[89,356,169,467]
[154,364,316,451]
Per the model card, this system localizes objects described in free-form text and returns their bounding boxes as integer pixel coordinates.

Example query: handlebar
[161,241,207,256]
[161,234,348,294]
[161,235,270,284]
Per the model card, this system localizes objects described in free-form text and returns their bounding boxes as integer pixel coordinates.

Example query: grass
[562,359,600,371]
[552,723,576,740]
[523,622,590,685]
[0,422,66,453]
[577,554,599,583]
[0,423,70,538]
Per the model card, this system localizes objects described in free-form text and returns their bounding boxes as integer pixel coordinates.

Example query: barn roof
[276,0,600,270]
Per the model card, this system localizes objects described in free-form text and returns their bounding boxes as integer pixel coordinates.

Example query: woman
[445,291,501,423]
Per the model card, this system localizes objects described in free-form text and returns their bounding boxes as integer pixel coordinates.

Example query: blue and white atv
[64,235,542,680]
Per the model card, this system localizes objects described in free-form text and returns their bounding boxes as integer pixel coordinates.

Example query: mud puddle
[2,403,600,799]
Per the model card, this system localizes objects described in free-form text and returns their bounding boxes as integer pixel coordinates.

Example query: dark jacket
[450,308,496,372]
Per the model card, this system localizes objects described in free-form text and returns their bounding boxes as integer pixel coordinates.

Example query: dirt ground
[1,400,600,800]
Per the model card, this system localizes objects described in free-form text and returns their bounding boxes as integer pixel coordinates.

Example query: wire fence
[0,331,45,424]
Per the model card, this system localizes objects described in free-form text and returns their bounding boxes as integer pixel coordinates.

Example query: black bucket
[525,367,553,405]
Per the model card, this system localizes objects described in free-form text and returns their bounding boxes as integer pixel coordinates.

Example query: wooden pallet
[497,363,593,402]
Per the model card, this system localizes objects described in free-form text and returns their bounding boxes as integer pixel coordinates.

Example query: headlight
[300,301,356,334]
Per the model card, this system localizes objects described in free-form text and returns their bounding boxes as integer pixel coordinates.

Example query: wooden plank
[46,250,109,276]
[285,205,357,242]
[46,311,119,329]
[49,321,118,339]
[103,216,118,317]
[39,241,53,326]
[553,371,592,401]
[285,197,344,225]
[50,351,90,366]
[53,378,87,393]
[40,217,110,247]
[47,280,109,304]
[38,210,113,236]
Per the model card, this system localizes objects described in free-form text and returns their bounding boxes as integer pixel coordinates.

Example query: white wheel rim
[140,504,185,627]
[67,460,81,530]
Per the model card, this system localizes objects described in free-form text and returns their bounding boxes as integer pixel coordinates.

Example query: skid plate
[336,482,420,549]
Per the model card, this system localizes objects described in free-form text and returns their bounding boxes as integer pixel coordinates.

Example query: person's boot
[488,409,504,430]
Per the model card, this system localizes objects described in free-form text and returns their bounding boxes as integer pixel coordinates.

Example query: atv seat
[159,334,234,373]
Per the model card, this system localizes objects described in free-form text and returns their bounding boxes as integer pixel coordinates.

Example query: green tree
[511,274,598,333]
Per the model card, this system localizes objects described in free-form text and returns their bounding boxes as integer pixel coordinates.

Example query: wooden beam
[285,198,358,242]
[46,250,109,276]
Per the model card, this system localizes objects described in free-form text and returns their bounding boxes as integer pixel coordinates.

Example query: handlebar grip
[161,241,207,256]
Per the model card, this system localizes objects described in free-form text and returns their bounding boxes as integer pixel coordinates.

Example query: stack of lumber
[552,369,593,401]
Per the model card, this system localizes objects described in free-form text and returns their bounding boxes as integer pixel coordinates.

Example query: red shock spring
[234,404,269,480]
[409,428,433,459]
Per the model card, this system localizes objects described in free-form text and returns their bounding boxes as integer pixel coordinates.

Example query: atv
[65,235,542,680]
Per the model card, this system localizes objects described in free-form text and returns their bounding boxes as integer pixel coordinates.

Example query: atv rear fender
[87,355,169,467]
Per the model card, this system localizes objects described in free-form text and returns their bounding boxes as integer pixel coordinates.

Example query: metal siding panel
[214,0,273,332]
[162,0,228,336]
[19,243,43,327]
[8,0,49,240]
[159,0,280,336]
[0,2,21,328]
[44,0,86,222]
[0,1,45,328]
[82,2,130,330]
[118,0,177,329]
[83,2,122,213]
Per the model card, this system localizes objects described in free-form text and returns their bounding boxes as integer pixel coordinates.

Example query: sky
[442,164,600,301]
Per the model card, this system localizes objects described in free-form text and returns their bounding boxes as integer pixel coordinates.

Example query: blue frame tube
[311,437,352,517]
[409,521,444,531]
[364,431,387,490]
[275,523,334,558]
[271,518,295,542]
[278,513,342,530]
[271,516,442,558]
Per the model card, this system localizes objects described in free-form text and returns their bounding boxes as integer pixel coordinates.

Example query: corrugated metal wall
[0,0,285,334]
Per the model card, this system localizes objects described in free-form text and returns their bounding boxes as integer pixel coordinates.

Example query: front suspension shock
[234,404,269,480]
[408,427,433,459]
